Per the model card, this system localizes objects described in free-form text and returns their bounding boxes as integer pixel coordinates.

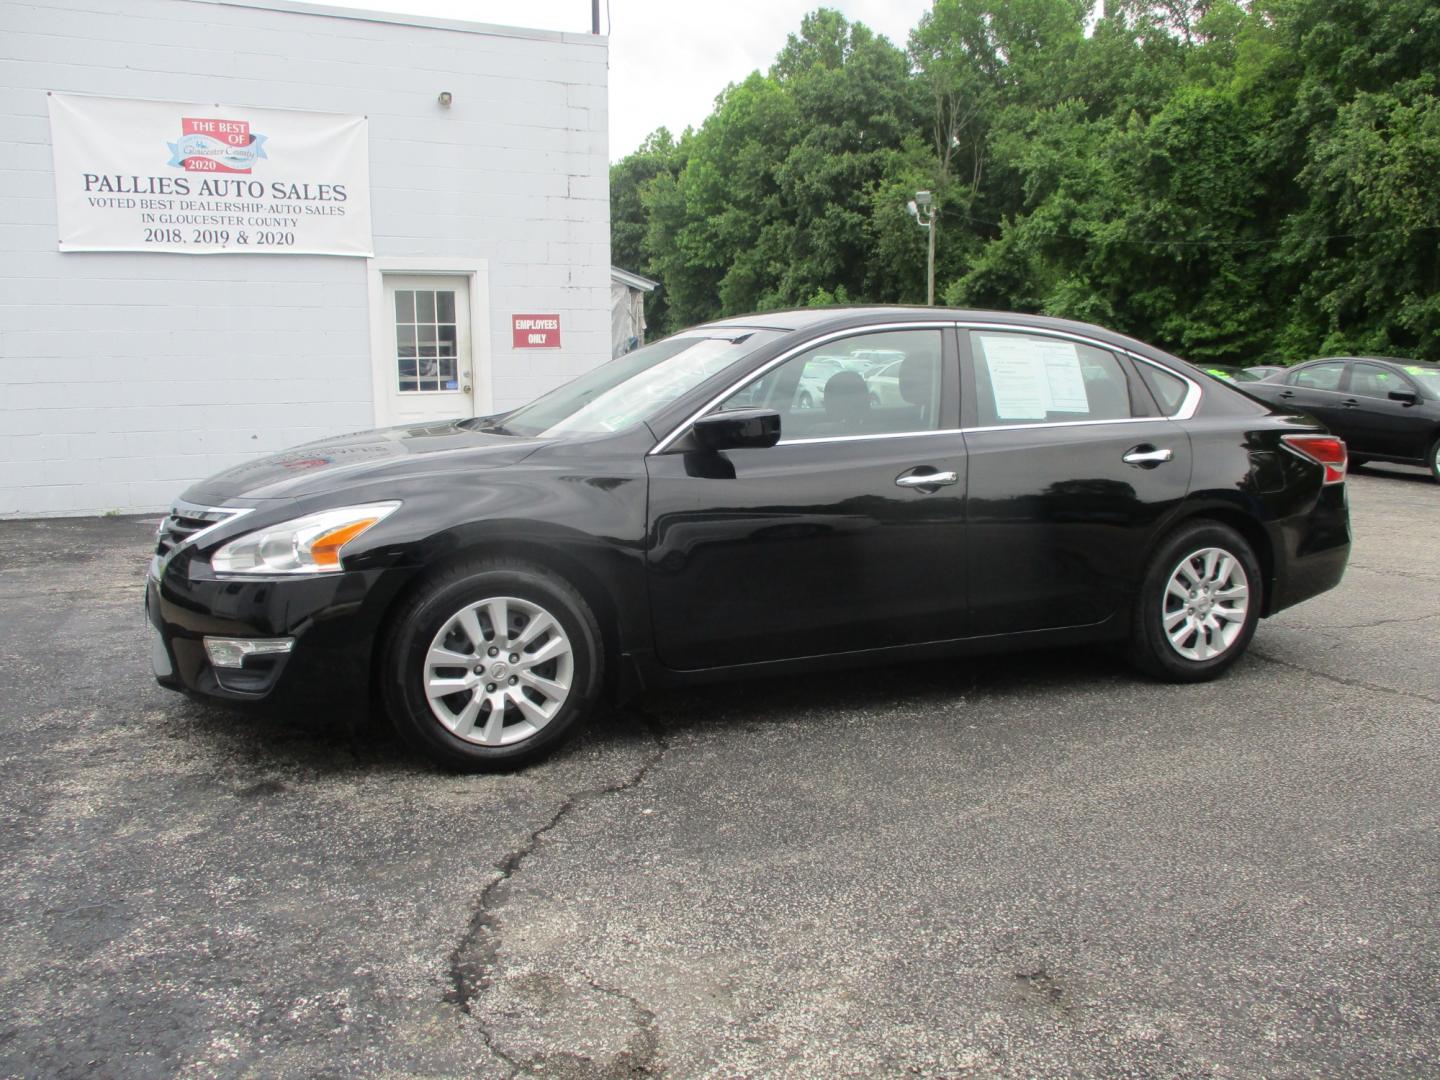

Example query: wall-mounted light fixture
[437,91,453,108]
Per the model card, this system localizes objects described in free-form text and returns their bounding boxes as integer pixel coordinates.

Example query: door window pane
[1291,362,1345,390]
[1350,363,1400,398]
[394,289,459,393]
[971,332,1134,425]
[716,329,944,440]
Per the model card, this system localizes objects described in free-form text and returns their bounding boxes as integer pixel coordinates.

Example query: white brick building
[0,0,610,516]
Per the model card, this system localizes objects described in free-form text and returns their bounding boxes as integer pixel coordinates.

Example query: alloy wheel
[422,595,574,746]
[1161,547,1250,662]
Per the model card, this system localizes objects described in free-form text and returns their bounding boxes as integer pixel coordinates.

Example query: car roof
[698,306,1175,360]
[1303,356,1438,367]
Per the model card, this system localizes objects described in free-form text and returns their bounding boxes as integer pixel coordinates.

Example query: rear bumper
[1266,482,1350,616]
[146,555,412,705]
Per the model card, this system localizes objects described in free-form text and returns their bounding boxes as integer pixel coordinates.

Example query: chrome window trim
[776,428,965,447]
[648,320,1202,455]
[774,415,1176,448]
[962,415,1176,435]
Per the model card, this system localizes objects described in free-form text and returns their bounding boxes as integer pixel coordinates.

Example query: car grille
[155,504,242,558]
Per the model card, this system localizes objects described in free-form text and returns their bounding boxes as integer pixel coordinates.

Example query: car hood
[181,420,543,504]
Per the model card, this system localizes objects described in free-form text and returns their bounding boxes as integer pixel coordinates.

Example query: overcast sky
[306,0,936,159]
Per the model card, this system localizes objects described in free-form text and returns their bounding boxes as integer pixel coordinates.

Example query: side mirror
[691,409,781,452]
[1389,390,1420,405]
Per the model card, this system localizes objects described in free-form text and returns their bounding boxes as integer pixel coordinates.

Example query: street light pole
[907,189,937,306]
[926,205,936,306]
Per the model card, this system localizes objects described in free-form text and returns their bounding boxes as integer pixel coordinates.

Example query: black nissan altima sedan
[147,308,1351,769]
[1243,356,1440,481]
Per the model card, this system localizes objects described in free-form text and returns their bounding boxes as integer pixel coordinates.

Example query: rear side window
[970,332,1136,426]
[1137,363,1189,415]
[1291,362,1345,390]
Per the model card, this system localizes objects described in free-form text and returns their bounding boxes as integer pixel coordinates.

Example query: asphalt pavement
[1,466,1437,1078]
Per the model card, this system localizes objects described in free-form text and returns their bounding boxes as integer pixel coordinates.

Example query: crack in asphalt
[1250,650,1440,708]
[1343,563,1440,583]
[585,978,662,1076]
[444,709,672,1076]
[1273,612,1440,632]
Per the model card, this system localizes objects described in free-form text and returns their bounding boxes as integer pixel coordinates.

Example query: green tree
[610,0,1440,362]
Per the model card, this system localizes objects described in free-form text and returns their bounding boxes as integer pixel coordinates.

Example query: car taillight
[1281,434,1347,484]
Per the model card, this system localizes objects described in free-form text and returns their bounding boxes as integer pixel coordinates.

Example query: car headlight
[211,502,400,575]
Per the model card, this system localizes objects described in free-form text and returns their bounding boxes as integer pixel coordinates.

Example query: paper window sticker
[977,335,1047,419]
[1035,340,1088,412]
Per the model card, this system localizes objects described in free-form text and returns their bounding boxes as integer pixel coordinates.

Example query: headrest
[898,353,937,407]
[823,371,868,420]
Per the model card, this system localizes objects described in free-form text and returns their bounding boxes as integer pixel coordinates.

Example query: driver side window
[717,329,944,441]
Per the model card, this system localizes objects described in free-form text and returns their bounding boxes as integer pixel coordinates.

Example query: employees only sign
[513,314,562,348]
[47,93,373,256]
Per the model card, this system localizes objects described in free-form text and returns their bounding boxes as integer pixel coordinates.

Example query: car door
[644,325,967,670]
[1262,361,1353,436]
[961,328,1195,636]
[1343,362,1432,459]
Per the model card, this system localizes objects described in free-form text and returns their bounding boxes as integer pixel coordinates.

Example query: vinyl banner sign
[48,93,373,256]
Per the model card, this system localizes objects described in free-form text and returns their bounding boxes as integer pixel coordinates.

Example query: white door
[379,274,477,425]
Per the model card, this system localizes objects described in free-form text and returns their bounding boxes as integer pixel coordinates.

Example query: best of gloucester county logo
[167,117,268,174]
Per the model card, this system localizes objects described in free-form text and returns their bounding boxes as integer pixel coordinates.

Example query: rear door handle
[1278,390,1296,399]
[1122,446,1174,466]
[895,469,958,489]
[1341,398,1359,408]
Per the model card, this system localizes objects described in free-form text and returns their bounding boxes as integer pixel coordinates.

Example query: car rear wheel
[381,559,603,770]
[1128,521,1262,683]
[1428,437,1440,483]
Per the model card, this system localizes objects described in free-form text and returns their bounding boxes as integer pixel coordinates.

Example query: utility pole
[591,0,600,34]
[907,190,937,306]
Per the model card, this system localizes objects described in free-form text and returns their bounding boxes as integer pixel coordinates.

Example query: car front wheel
[1428,437,1440,483]
[381,559,603,770]
[1128,521,1262,683]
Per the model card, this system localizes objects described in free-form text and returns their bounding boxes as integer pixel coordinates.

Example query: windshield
[483,330,780,437]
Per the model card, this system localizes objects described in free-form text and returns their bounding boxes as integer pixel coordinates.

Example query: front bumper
[146,553,409,704]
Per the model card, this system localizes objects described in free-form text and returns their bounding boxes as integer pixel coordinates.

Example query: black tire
[1127,520,1263,683]
[380,559,604,770]
[1427,437,1440,483]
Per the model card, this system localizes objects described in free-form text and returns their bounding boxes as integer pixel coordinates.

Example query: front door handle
[895,469,958,489]
[1122,446,1174,466]
[1278,390,1296,399]
[1341,398,1359,408]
